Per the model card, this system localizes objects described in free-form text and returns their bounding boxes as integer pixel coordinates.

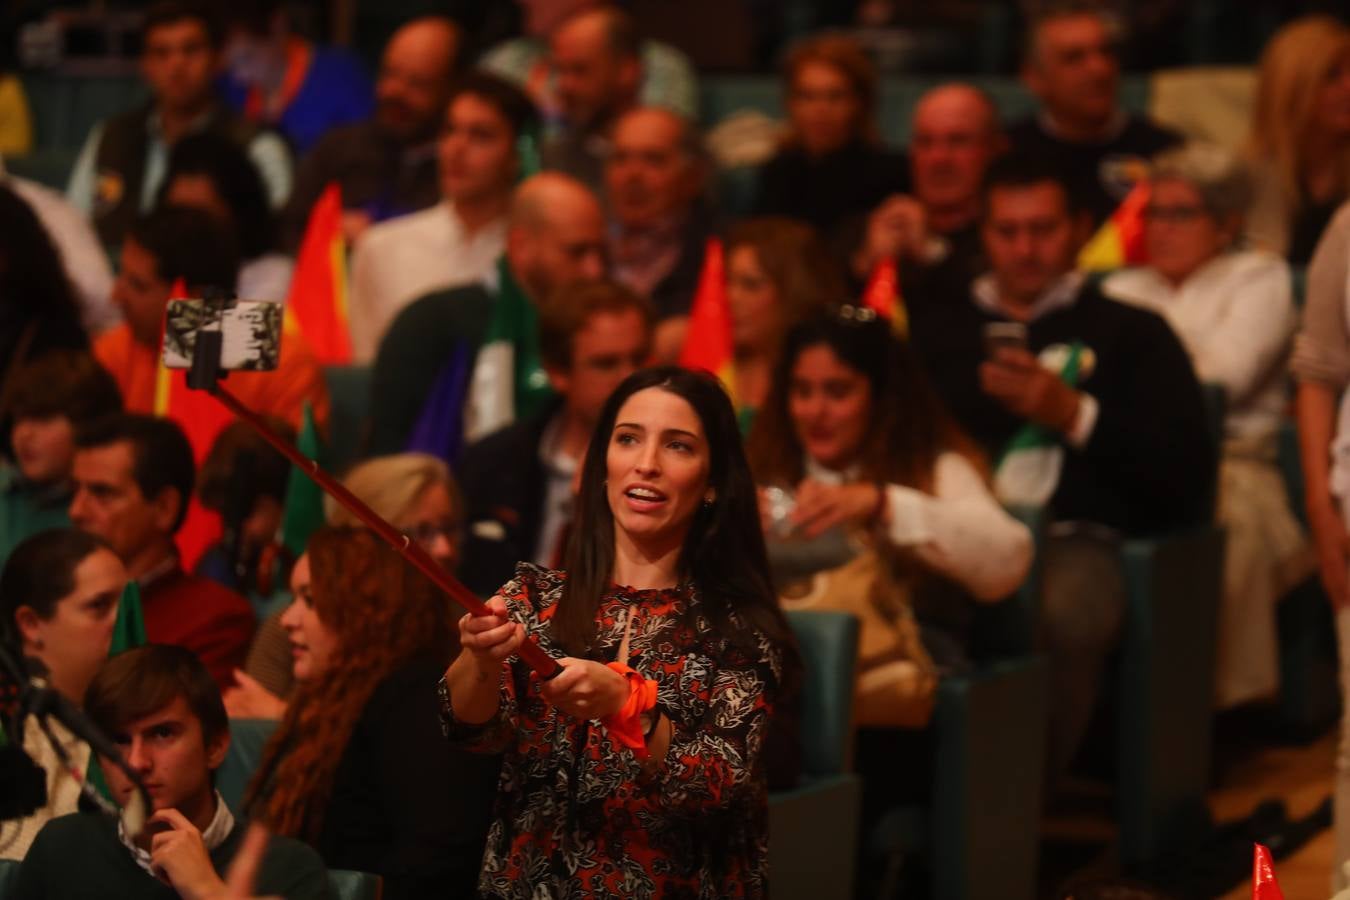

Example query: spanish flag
[861,258,907,337]
[678,238,736,403]
[154,279,233,568]
[285,183,352,365]
[1078,183,1149,271]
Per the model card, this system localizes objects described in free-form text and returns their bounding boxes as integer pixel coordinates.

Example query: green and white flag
[993,342,1084,507]
[463,257,554,442]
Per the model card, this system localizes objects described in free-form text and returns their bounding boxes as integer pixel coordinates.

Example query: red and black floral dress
[438,563,783,899]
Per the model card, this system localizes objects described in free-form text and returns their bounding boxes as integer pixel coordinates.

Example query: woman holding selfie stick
[440,367,797,899]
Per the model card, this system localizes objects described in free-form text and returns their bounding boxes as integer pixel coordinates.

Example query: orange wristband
[600,662,658,760]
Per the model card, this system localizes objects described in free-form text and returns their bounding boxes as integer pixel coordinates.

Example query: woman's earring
[702,494,714,508]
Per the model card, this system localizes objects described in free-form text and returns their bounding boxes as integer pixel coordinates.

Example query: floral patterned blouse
[438,563,784,899]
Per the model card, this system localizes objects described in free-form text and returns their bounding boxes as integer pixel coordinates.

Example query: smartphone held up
[162,297,283,372]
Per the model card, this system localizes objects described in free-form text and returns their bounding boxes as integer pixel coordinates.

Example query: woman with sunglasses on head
[442,367,798,899]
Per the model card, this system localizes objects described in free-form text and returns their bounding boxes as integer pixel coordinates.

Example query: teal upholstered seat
[217,717,280,814]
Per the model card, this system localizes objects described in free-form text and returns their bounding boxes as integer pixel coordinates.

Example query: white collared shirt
[118,790,236,877]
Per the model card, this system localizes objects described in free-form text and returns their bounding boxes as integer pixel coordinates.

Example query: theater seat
[328,868,383,900]
[322,365,372,472]
[769,610,862,900]
[217,717,280,814]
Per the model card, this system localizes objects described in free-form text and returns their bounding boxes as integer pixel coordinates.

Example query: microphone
[1,648,151,837]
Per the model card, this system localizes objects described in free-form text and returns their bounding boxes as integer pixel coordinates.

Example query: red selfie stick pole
[210,383,562,680]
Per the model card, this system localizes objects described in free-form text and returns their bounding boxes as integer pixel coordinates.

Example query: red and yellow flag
[1079,182,1149,272]
[154,279,233,568]
[861,258,907,337]
[678,237,737,403]
[285,183,352,365]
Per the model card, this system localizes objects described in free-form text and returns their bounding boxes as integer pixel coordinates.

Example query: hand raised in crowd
[1307,500,1350,610]
[147,809,228,900]
[853,194,931,278]
[458,595,525,675]
[790,478,885,539]
[221,822,282,900]
[979,347,1082,434]
[223,670,287,720]
[539,658,629,720]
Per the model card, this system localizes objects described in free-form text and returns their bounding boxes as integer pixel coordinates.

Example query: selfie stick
[184,291,561,680]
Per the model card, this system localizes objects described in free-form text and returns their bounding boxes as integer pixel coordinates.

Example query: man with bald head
[605,108,711,337]
[540,6,644,193]
[1008,2,1178,225]
[282,16,462,247]
[369,173,608,453]
[852,83,1004,298]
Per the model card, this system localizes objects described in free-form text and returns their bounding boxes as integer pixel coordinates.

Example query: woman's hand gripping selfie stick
[181,301,562,680]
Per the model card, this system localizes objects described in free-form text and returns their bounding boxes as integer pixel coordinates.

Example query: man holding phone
[908,151,1213,779]
[12,644,332,898]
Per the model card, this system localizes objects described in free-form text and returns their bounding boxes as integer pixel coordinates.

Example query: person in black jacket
[909,152,1214,778]
[457,280,653,597]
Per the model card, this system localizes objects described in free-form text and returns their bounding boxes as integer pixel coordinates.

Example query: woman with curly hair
[245,527,499,898]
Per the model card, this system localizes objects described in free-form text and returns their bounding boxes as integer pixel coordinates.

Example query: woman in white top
[1104,142,1310,709]
[745,310,1032,729]
[0,529,126,859]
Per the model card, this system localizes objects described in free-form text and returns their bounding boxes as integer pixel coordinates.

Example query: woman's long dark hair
[555,367,794,657]
[159,132,278,259]
[747,311,983,491]
[0,184,86,357]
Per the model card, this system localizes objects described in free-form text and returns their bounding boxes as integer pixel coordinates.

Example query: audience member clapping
[13,645,332,897]
[908,153,1214,778]
[70,415,255,690]
[747,311,1031,728]
[1246,15,1350,264]
[370,172,606,452]
[282,17,462,246]
[348,72,537,364]
[2,352,122,565]
[752,34,907,234]
[722,217,842,416]
[96,206,329,431]
[0,529,127,859]
[1008,2,1179,226]
[458,279,652,596]
[66,0,292,250]
[160,132,293,302]
[245,527,500,899]
[1104,143,1309,709]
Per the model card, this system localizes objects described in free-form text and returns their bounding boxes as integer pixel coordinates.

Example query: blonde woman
[1247,15,1350,264]
[224,453,464,716]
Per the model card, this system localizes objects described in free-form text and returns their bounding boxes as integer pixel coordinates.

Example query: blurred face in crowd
[375,19,459,143]
[518,0,593,38]
[163,174,233,228]
[1024,13,1119,132]
[605,109,702,228]
[112,238,172,349]
[788,343,873,472]
[982,181,1085,307]
[726,244,781,354]
[70,441,180,571]
[550,308,651,430]
[142,18,220,115]
[438,93,518,205]
[12,414,76,485]
[280,554,339,681]
[1315,52,1350,141]
[1144,178,1234,286]
[788,61,861,158]
[14,547,125,703]
[398,481,460,571]
[605,387,711,554]
[551,11,640,129]
[508,184,607,301]
[103,694,226,823]
[910,87,1002,222]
